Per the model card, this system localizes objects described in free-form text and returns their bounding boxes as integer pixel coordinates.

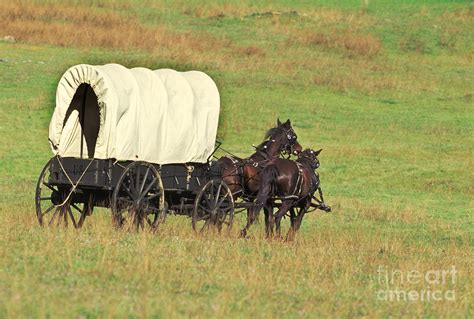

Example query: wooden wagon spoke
[71,203,84,214]
[123,184,134,198]
[196,210,211,219]
[200,219,211,232]
[214,183,222,206]
[119,205,134,214]
[77,218,85,228]
[48,209,59,226]
[198,204,212,215]
[216,193,230,208]
[117,197,134,206]
[204,192,213,208]
[221,206,233,213]
[67,206,78,228]
[41,205,55,217]
[140,176,159,198]
[42,182,56,192]
[146,216,154,226]
[63,207,68,227]
[115,200,134,214]
[209,186,216,202]
[139,167,150,194]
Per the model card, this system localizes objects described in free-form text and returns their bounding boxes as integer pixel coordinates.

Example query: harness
[250,139,274,167]
[223,155,245,194]
[225,154,240,166]
[293,162,305,197]
[309,170,319,193]
[274,161,304,201]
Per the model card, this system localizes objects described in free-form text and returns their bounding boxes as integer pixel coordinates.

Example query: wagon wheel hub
[51,190,63,205]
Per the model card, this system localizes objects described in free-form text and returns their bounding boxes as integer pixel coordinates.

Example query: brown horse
[215,119,302,235]
[251,148,330,239]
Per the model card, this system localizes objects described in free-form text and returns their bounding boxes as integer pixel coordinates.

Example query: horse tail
[255,164,279,207]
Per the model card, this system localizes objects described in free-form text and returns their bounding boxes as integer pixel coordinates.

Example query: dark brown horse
[250,148,330,239]
[216,119,302,235]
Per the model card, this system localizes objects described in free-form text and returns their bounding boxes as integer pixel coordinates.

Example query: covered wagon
[36,64,234,231]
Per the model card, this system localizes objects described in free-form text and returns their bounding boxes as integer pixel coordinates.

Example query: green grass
[0,0,473,317]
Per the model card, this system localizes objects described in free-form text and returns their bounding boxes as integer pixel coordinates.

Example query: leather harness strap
[224,155,245,192]
[225,155,240,165]
[293,161,305,197]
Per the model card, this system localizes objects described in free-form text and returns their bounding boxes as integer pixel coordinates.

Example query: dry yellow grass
[0,1,270,69]
[0,205,472,317]
[290,30,383,57]
[0,2,218,52]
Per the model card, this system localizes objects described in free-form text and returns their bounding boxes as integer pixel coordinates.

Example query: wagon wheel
[111,162,165,232]
[35,159,90,228]
[192,179,234,233]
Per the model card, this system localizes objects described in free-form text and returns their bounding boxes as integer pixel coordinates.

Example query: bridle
[266,126,299,157]
[298,151,320,170]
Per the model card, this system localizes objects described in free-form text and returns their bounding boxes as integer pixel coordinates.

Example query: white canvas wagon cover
[48,64,220,164]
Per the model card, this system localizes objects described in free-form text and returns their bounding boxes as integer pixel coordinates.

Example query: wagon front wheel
[111,162,165,232]
[192,180,234,233]
[35,159,90,228]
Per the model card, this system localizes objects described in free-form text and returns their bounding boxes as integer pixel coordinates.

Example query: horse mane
[255,126,284,149]
[264,126,283,140]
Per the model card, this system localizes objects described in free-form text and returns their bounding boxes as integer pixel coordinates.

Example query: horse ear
[314,148,323,156]
[286,119,291,125]
[277,118,282,126]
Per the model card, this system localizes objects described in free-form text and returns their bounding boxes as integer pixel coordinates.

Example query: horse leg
[274,205,281,238]
[314,186,331,212]
[316,186,327,204]
[294,201,311,232]
[240,201,263,238]
[287,201,310,240]
[263,204,274,237]
[273,200,294,239]
[285,208,297,241]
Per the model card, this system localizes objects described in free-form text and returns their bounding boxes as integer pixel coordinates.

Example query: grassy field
[0,0,473,317]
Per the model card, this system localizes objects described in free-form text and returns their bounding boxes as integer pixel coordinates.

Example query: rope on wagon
[54,156,94,207]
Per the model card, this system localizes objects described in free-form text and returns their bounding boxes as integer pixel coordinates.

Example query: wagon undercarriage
[35,156,236,232]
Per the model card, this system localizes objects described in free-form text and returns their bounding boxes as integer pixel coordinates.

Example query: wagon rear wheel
[192,179,234,233]
[35,159,90,228]
[111,162,165,232]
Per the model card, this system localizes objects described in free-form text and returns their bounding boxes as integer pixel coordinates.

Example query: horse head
[266,118,302,156]
[298,148,322,170]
